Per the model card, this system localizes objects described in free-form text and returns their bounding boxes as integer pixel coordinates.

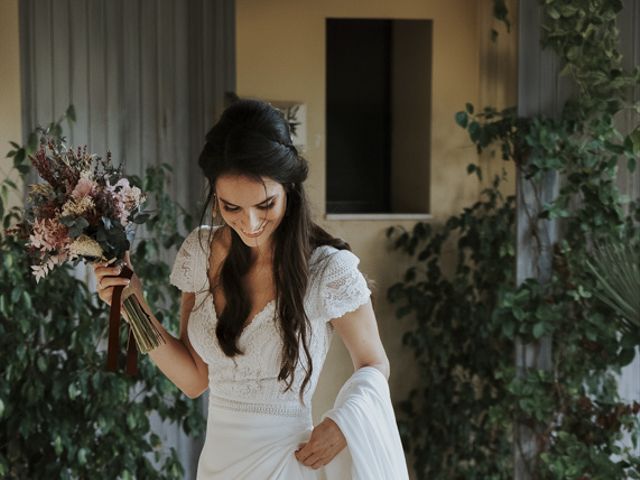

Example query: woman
[92,99,406,479]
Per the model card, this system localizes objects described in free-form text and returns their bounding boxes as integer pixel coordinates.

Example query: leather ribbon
[106,262,138,376]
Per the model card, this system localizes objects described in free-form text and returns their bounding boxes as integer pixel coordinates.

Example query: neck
[249,240,275,265]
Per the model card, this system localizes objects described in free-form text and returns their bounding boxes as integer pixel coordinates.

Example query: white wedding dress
[169,226,408,479]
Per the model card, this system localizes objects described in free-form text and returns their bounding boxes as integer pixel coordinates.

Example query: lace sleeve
[169,227,202,293]
[320,249,372,322]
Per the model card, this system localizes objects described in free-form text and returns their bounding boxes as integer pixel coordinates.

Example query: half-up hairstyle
[195,98,351,405]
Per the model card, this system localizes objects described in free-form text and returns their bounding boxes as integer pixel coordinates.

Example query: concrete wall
[0,0,23,213]
[236,0,518,443]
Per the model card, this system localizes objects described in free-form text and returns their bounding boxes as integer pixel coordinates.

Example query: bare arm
[295,299,390,469]
[330,300,390,380]
[133,291,209,399]
[92,259,209,399]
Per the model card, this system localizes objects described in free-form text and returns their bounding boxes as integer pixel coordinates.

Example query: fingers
[295,419,347,470]
[295,441,332,470]
[92,263,130,307]
[94,264,124,284]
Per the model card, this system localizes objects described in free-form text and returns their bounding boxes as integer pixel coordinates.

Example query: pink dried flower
[28,217,70,252]
[71,177,96,199]
[30,251,70,283]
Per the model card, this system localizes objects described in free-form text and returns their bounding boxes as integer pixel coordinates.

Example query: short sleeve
[169,227,203,293]
[318,249,372,322]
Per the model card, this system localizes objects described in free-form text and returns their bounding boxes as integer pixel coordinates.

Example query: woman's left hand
[294,417,347,469]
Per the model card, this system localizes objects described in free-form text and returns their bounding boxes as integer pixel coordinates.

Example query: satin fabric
[196,395,331,479]
[196,367,408,480]
[322,366,410,479]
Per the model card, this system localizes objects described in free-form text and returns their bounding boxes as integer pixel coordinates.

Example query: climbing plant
[0,109,204,478]
[389,1,640,478]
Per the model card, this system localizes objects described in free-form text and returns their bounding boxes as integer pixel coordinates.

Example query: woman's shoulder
[309,244,363,282]
[170,224,226,293]
[183,224,226,253]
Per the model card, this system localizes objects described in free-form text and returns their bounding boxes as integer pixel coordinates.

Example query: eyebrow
[218,194,277,207]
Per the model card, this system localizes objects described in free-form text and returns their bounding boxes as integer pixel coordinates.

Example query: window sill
[324,213,433,221]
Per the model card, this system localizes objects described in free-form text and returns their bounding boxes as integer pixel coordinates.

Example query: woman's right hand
[92,259,131,308]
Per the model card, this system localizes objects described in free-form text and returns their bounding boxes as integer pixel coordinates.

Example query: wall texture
[0,0,23,213]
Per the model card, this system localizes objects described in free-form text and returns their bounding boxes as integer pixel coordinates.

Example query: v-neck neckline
[201,229,330,335]
[209,296,276,334]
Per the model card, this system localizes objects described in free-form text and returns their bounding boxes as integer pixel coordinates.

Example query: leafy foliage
[388,174,516,478]
[391,1,640,478]
[586,240,640,332]
[0,110,204,478]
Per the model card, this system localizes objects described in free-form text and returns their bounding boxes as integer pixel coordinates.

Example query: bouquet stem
[121,286,165,353]
[104,260,165,375]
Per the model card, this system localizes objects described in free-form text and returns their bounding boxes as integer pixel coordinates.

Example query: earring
[212,194,226,225]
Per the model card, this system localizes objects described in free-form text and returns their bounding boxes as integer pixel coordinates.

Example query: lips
[241,226,265,238]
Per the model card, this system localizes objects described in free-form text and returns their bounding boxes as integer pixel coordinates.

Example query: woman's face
[214,174,287,250]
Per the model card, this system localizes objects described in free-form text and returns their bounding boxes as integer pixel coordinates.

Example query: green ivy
[391,1,640,478]
[0,111,203,478]
[388,174,516,479]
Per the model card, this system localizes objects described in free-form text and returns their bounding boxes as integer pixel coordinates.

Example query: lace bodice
[169,226,372,414]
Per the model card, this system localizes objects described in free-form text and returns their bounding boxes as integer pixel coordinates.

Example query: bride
[92,98,408,479]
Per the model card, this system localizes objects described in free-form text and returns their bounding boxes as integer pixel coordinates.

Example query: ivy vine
[390,1,640,478]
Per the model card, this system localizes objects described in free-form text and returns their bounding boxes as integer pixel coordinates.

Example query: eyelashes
[222,202,275,213]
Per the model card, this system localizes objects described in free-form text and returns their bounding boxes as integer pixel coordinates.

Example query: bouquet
[9,135,165,374]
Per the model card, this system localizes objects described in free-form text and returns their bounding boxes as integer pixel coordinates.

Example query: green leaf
[54,435,63,455]
[618,348,636,367]
[77,448,88,465]
[468,121,481,143]
[68,383,81,400]
[66,105,77,122]
[533,322,545,339]
[455,111,468,128]
[27,132,39,153]
[501,320,515,338]
[22,291,32,310]
[37,356,47,373]
[132,213,150,224]
[126,411,137,430]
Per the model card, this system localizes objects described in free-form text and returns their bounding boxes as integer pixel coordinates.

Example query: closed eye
[222,202,275,213]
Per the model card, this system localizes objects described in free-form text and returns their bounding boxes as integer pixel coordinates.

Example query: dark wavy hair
[195,97,351,404]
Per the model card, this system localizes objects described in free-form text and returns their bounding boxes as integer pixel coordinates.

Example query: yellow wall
[0,0,23,213]
[236,0,517,463]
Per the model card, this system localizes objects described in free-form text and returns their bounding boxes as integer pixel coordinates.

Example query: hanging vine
[389,1,640,478]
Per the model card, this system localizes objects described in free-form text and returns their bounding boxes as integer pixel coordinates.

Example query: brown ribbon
[106,263,138,376]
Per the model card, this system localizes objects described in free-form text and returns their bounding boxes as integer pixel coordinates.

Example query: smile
[241,226,266,238]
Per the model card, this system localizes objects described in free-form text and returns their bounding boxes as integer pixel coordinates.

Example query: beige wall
[0,0,23,213]
[236,0,517,444]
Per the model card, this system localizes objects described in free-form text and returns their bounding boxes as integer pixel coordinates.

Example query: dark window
[326,18,432,215]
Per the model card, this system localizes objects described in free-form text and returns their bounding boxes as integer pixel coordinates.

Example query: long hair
[195,98,350,404]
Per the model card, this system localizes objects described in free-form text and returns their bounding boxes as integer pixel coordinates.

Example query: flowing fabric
[322,366,410,479]
[169,226,409,479]
[196,395,326,479]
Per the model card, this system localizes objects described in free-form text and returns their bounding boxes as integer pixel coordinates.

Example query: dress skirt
[196,395,352,480]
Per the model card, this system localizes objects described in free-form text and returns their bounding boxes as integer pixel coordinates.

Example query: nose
[241,209,264,233]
